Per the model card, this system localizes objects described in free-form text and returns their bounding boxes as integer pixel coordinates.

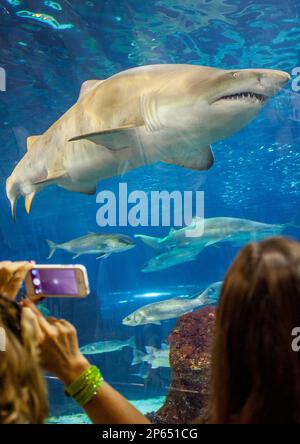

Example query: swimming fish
[122,281,222,326]
[6,64,290,219]
[132,344,170,368]
[136,217,293,253]
[80,336,136,355]
[46,232,135,259]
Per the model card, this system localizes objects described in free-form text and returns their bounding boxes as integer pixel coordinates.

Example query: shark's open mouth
[215,92,267,103]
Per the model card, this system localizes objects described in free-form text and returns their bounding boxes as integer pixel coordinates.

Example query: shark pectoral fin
[96,253,111,259]
[33,170,66,186]
[68,124,139,150]
[62,183,96,195]
[25,192,36,214]
[27,135,41,151]
[163,145,214,171]
[78,80,104,100]
[78,185,96,195]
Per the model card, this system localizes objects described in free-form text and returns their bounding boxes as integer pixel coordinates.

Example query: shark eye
[232,72,239,79]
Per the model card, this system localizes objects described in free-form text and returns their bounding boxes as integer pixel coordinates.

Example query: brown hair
[0,308,48,424]
[209,236,300,424]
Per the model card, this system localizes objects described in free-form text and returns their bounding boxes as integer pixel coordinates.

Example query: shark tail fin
[46,240,57,259]
[6,177,18,222]
[25,192,36,215]
[9,196,17,222]
[131,349,146,366]
[127,336,136,349]
[134,234,163,250]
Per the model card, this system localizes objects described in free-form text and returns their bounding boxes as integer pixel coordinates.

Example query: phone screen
[30,268,79,296]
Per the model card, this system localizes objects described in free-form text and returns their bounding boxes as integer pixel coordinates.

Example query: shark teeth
[217,92,267,103]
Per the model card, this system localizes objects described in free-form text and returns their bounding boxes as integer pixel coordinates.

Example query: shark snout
[260,69,290,93]
[244,69,290,97]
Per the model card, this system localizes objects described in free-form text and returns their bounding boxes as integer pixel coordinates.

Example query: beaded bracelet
[65,365,103,407]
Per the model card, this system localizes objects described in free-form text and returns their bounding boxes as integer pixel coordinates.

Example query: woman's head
[0,298,48,424]
[210,236,300,424]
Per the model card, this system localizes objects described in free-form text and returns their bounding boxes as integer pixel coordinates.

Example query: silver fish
[6,64,290,219]
[80,336,136,355]
[122,281,222,326]
[132,344,170,369]
[46,232,135,259]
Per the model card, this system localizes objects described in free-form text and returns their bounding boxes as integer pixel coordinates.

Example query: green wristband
[65,365,103,407]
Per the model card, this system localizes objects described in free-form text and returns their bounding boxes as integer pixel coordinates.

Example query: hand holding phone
[25,264,90,298]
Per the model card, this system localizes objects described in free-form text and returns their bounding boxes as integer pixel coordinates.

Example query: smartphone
[25,264,90,298]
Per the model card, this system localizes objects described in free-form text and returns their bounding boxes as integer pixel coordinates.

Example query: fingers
[0,261,34,277]
[22,299,55,336]
[0,261,35,300]
[22,307,44,342]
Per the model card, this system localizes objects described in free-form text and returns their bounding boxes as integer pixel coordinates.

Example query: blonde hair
[0,311,48,424]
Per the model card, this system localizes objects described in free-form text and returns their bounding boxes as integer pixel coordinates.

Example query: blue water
[1,0,300,422]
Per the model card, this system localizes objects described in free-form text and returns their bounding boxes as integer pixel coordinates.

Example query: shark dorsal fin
[78,80,104,100]
[27,136,40,151]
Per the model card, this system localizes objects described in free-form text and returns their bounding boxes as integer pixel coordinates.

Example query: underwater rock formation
[149,305,216,424]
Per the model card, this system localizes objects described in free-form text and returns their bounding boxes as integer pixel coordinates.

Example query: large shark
[6,64,290,219]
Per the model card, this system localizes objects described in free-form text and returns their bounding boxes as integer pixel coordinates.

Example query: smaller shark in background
[137,217,298,271]
[122,281,222,326]
[135,217,295,252]
[47,232,135,259]
[80,336,136,355]
[141,246,202,272]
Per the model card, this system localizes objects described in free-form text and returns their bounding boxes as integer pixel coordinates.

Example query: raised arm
[23,300,150,424]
